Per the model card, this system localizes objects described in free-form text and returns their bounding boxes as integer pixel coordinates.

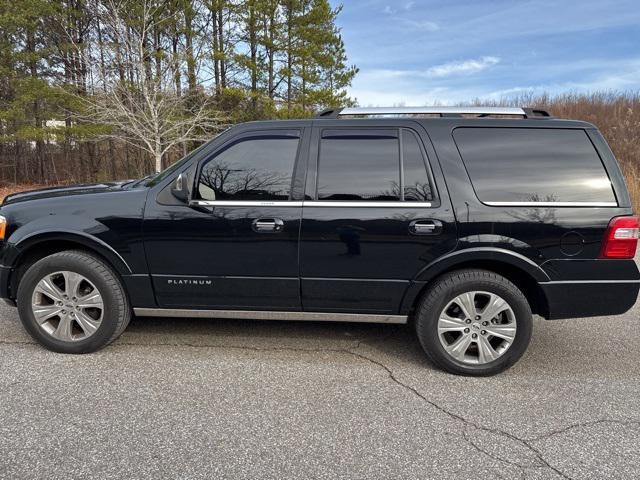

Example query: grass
[622,164,640,212]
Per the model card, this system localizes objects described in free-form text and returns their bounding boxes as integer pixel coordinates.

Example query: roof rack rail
[522,108,552,118]
[316,107,343,118]
[315,106,552,119]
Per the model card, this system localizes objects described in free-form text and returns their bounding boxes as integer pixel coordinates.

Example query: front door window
[198,134,300,201]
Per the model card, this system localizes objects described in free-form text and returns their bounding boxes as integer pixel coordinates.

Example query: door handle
[409,219,443,235]
[252,218,284,233]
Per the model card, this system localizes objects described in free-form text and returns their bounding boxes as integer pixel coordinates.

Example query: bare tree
[71,0,226,173]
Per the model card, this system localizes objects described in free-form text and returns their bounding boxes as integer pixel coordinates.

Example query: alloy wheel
[437,290,517,365]
[31,271,104,342]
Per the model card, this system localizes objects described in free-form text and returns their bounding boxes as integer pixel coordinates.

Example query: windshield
[143,142,210,187]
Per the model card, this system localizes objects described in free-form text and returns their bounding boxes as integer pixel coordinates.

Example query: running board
[133,308,407,324]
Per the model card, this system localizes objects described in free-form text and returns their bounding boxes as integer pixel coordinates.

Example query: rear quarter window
[453,128,616,204]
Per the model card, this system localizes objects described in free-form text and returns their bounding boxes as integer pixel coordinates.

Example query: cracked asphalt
[1,274,639,479]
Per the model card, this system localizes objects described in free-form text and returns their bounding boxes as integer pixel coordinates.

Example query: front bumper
[541,280,639,319]
[0,265,11,299]
[0,265,15,306]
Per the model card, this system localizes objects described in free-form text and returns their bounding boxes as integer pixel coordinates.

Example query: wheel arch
[405,249,550,319]
[7,231,131,300]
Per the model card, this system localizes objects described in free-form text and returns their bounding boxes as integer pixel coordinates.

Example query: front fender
[5,227,132,275]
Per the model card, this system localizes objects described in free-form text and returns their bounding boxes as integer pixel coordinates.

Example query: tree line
[0,0,358,183]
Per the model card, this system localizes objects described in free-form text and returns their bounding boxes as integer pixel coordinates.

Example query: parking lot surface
[1,274,639,479]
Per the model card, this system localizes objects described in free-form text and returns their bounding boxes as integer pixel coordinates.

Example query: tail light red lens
[599,216,639,259]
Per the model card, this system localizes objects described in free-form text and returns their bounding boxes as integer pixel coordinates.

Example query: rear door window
[317,129,400,201]
[316,128,435,202]
[453,128,616,204]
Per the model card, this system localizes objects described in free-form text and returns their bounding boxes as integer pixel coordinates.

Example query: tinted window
[198,135,299,201]
[454,128,616,203]
[402,129,434,201]
[317,130,400,201]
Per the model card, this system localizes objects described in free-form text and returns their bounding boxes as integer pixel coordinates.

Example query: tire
[414,269,532,376]
[16,250,131,353]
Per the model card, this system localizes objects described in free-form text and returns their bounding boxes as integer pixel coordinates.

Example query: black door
[143,128,307,310]
[299,122,457,314]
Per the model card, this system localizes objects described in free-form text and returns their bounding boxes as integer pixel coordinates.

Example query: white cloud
[425,56,501,78]
[340,1,640,107]
[350,87,454,107]
[349,70,460,106]
[481,58,640,101]
[403,19,439,31]
[379,3,437,30]
[349,54,640,107]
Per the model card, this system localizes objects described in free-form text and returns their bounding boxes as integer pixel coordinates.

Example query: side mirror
[171,172,190,202]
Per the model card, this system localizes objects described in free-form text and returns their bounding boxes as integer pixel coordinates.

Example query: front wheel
[17,250,131,353]
[415,269,533,376]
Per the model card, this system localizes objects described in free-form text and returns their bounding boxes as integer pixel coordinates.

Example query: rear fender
[398,247,551,316]
[414,247,550,283]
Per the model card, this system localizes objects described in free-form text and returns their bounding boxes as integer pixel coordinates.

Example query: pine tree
[0,0,70,182]
[0,0,359,183]
[280,0,356,116]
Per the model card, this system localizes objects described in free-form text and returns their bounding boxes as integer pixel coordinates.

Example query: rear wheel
[415,269,532,375]
[17,250,131,353]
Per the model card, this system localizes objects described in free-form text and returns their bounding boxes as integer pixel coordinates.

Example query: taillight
[599,216,639,259]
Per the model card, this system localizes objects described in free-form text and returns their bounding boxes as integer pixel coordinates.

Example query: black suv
[1,106,638,375]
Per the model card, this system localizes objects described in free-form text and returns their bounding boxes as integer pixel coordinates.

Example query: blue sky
[331,0,640,105]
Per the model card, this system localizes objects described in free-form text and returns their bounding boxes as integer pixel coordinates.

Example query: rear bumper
[541,280,639,319]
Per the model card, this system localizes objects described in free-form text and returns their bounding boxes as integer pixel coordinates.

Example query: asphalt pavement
[1,269,639,479]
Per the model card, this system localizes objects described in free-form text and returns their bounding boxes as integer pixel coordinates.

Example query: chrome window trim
[190,200,615,208]
[191,200,304,207]
[304,201,432,208]
[134,308,407,324]
[484,201,618,207]
[190,200,432,208]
